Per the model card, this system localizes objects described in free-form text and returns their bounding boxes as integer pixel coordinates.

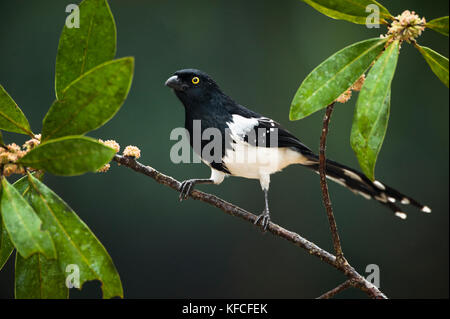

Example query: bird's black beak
[165,75,185,91]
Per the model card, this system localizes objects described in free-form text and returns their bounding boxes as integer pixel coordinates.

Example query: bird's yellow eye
[192,77,200,84]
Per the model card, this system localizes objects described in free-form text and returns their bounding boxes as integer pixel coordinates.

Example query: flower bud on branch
[335,74,366,104]
[123,145,141,159]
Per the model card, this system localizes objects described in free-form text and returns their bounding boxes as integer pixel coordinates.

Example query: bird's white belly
[222,142,308,179]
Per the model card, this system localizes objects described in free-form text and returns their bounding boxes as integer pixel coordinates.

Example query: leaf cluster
[291,0,448,180]
[0,0,133,298]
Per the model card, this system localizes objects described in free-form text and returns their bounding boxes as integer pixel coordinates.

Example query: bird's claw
[179,179,195,201]
[254,209,271,232]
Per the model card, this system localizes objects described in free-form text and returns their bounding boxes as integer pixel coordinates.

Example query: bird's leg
[254,189,271,232]
[179,179,213,201]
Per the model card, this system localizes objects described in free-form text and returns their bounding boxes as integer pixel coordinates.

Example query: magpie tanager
[165,69,431,231]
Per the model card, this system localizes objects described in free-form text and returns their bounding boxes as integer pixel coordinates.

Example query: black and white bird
[165,69,431,230]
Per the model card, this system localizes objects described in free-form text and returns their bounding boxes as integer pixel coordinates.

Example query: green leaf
[24,174,123,299]
[426,16,449,37]
[15,252,68,299]
[0,178,56,259]
[417,45,449,88]
[301,0,392,24]
[0,85,33,136]
[55,0,117,98]
[351,40,399,181]
[13,172,38,195]
[290,38,386,120]
[0,175,32,271]
[43,57,134,141]
[19,136,116,176]
[0,213,14,271]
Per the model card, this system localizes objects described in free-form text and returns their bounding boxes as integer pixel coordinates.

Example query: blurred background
[0,0,448,298]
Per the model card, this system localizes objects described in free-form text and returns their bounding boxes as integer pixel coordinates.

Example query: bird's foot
[179,179,196,201]
[254,209,271,232]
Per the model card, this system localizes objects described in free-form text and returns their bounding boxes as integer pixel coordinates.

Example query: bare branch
[319,102,346,264]
[113,154,387,299]
[317,279,354,299]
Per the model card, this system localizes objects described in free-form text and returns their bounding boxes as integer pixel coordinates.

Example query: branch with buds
[0,134,41,176]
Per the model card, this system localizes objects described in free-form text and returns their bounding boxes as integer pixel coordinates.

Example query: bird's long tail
[302,154,431,219]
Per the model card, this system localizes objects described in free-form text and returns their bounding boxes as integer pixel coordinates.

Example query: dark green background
[0,0,448,298]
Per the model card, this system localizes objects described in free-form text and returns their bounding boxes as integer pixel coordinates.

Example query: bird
[165,68,431,231]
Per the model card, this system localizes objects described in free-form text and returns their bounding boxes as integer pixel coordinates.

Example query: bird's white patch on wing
[259,117,276,126]
[226,114,258,140]
[388,196,396,203]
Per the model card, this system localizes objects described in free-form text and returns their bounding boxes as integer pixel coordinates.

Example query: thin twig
[319,103,346,265]
[317,279,355,299]
[113,154,386,299]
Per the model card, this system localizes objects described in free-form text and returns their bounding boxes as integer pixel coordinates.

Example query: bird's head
[165,69,222,106]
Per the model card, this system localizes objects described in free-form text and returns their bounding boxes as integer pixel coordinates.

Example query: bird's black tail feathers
[301,154,431,219]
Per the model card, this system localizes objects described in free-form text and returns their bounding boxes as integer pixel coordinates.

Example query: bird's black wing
[226,103,315,156]
[242,117,315,157]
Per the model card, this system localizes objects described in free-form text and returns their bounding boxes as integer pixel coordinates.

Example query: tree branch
[319,103,346,264]
[316,279,354,299]
[113,154,387,299]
